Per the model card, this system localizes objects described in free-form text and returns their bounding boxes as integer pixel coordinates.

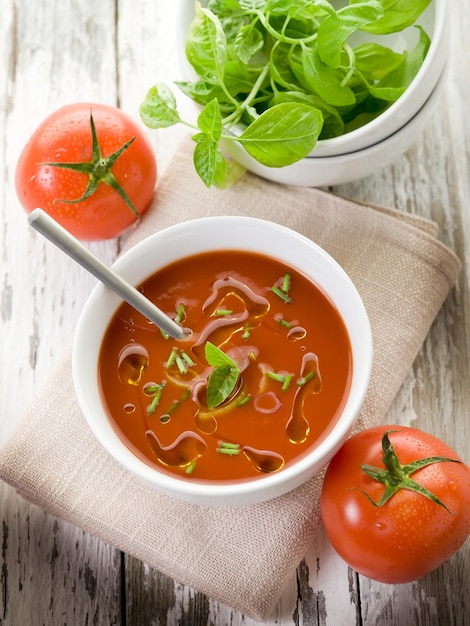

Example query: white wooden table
[1,1,469,624]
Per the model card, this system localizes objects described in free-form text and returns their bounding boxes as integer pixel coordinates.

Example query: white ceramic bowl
[220,60,448,187]
[176,0,448,159]
[73,217,373,507]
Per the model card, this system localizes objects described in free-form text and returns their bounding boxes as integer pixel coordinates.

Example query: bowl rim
[73,216,373,504]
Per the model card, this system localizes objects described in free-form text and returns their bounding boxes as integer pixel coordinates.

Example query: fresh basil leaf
[211,148,229,188]
[208,0,243,15]
[176,80,234,113]
[238,102,323,166]
[224,61,258,97]
[266,0,334,19]
[205,342,240,408]
[176,79,219,103]
[270,43,302,91]
[186,4,227,85]
[317,1,384,68]
[192,133,225,187]
[270,90,344,139]
[139,83,181,129]
[343,106,388,133]
[213,156,246,188]
[360,0,432,35]
[370,26,430,99]
[341,92,390,131]
[197,98,223,139]
[206,364,239,409]
[239,0,265,9]
[205,341,237,368]
[235,21,265,64]
[354,43,405,81]
[301,47,356,106]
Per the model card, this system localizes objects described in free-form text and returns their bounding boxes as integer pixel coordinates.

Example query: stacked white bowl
[177,0,449,187]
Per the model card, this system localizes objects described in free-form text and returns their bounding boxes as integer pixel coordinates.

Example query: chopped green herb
[165,388,190,416]
[215,309,233,316]
[271,285,292,303]
[266,370,294,391]
[147,383,166,414]
[168,399,181,413]
[185,460,197,475]
[298,372,316,387]
[237,394,251,407]
[282,374,293,392]
[218,441,239,449]
[282,273,291,294]
[277,317,292,329]
[175,302,186,324]
[165,347,177,368]
[166,349,195,374]
[242,324,251,340]
[181,351,195,367]
[267,371,286,383]
[217,441,241,455]
[144,383,163,396]
[175,354,187,374]
[160,387,191,422]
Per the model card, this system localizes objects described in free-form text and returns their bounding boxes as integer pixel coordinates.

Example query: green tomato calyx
[41,112,141,219]
[359,430,461,514]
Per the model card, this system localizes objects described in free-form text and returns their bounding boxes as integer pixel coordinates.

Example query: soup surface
[99,249,352,483]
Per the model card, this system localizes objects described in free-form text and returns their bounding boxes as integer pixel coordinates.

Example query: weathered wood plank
[0,486,123,625]
[0,1,123,623]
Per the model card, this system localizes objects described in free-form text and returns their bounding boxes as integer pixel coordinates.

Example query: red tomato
[15,103,157,241]
[320,425,470,584]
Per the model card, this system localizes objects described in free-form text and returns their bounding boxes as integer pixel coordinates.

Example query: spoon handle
[28,208,184,339]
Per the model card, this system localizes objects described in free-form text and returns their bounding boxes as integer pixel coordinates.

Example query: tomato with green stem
[320,426,470,584]
[15,103,157,241]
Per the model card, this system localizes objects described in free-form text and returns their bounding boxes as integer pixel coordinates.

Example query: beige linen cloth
[0,138,461,621]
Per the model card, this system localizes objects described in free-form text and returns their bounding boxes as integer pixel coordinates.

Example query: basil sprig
[205,342,240,409]
[140,0,431,187]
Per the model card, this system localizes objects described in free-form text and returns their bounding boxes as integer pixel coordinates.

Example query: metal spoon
[28,208,185,339]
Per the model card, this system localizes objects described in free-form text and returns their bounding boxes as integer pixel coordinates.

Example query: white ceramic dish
[73,217,373,507]
[220,60,448,187]
[176,0,448,158]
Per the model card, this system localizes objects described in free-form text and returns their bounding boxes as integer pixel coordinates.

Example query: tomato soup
[98,249,352,483]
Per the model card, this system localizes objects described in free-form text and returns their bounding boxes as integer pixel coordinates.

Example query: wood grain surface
[0,1,468,624]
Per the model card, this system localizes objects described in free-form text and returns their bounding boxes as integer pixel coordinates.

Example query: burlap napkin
[0,138,461,621]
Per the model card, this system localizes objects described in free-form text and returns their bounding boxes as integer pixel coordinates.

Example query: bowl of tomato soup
[73,217,373,506]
